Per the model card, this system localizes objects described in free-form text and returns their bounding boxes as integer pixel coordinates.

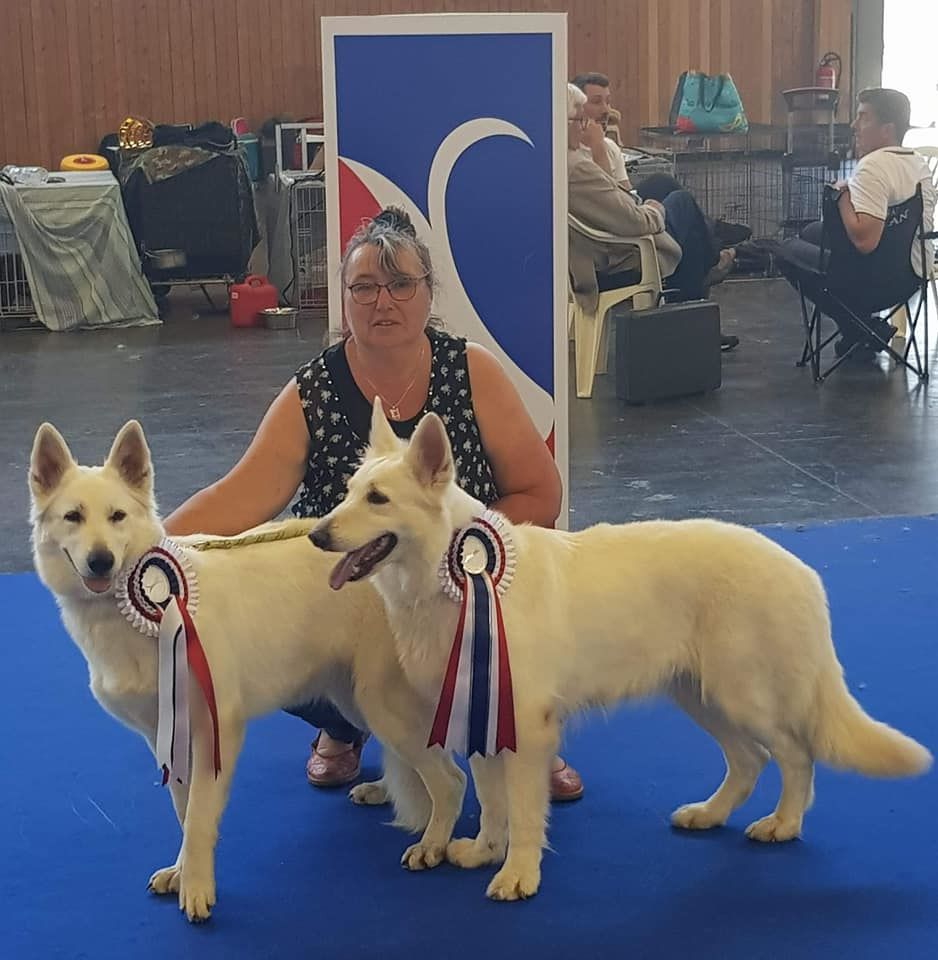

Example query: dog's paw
[178,872,216,923]
[401,841,446,871]
[486,864,540,901]
[671,802,726,831]
[349,780,389,806]
[745,813,801,843]
[446,836,504,869]
[147,864,181,895]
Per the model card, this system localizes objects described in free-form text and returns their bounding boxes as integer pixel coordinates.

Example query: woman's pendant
[387,404,402,421]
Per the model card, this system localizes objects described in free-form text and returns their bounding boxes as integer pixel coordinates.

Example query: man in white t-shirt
[778,88,936,355]
[571,72,630,186]
[838,89,935,275]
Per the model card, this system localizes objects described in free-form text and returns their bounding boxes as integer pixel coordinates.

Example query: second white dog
[312,401,933,902]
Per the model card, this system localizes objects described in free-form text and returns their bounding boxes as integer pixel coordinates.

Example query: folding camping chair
[792,184,929,383]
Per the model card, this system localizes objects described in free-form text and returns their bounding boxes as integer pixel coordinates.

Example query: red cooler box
[229,275,277,327]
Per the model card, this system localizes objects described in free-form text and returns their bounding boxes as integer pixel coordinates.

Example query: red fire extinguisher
[816,52,841,89]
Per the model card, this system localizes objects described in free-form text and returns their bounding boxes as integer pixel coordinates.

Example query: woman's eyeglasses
[346,274,428,306]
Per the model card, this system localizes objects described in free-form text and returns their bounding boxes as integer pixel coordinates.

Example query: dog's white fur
[313,401,933,901]
[28,421,463,922]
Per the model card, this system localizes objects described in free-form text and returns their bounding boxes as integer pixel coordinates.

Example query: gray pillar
[853,0,884,95]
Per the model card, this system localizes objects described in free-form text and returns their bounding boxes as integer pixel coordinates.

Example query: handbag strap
[700,73,727,112]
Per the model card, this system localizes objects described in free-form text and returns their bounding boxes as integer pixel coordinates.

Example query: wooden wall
[0,1,853,171]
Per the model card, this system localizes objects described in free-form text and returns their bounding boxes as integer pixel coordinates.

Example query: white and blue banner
[322,13,569,523]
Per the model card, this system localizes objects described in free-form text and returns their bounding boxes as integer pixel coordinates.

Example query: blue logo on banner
[335,33,554,397]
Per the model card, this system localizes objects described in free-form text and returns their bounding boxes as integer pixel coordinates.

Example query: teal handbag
[669,71,749,135]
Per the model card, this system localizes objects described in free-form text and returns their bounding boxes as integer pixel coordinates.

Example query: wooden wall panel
[0,1,852,171]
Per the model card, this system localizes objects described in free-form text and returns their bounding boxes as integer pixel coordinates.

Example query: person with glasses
[164,207,584,802]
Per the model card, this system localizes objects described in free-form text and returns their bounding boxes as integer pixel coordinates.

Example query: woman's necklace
[354,342,427,421]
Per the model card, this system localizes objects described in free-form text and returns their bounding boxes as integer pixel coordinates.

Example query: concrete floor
[2,278,936,573]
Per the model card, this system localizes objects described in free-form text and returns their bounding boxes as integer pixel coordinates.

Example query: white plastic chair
[568,214,663,398]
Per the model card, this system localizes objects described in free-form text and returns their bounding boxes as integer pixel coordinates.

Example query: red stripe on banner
[428,587,469,748]
[177,598,221,777]
[337,159,381,337]
[493,594,516,752]
[338,159,381,252]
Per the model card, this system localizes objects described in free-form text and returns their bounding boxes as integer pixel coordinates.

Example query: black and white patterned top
[292,328,499,519]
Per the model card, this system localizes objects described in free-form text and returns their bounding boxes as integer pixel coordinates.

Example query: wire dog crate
[636,122,855,244]
[637,125,787,242]
[290,177,328,316]
[780,122,855,236]
[274,123,328,317]
[0,218,38,329]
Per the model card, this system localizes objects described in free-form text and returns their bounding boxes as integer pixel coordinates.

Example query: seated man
[567,84,739,350]
[573,71,741,284]
[777,87,936,357]
[571,72,632,187]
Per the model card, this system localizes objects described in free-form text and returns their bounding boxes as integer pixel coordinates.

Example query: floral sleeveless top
[292,328,499,519]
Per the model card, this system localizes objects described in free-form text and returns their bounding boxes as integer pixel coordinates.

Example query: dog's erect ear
[29,423,75,500]
[105,420,153,494]
[406,413,453,488]
[368,397,401,456]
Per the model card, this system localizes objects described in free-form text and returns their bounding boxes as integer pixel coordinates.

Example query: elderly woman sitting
[567,84,738,349]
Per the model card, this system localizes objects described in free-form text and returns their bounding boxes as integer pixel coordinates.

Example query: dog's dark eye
[367,488,389,505]
[110,510,127,523]
[63,510,82,524]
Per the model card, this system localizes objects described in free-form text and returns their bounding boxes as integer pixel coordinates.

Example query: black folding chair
[793,184,930,383]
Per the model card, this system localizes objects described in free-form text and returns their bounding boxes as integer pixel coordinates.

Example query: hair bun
[371,206,417,237]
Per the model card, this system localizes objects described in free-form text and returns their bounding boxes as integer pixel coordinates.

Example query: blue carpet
[2,516,936,960]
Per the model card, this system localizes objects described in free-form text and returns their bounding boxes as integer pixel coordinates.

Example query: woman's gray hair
[340,207,436,293]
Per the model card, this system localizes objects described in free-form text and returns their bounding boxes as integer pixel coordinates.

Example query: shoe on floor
[713,219,752,247]
[834,337,877,362]
[551,758,584,802]
[835,322,897,359]
[721,334,740,352]
[306,735,365,788]
[834,335,859,358]
[869,321,898,352]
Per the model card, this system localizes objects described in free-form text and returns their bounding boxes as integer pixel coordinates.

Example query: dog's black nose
[309,525,332,551]
[87,549,115,576]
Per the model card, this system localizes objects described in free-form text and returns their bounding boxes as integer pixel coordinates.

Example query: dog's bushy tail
[813,673,932,778]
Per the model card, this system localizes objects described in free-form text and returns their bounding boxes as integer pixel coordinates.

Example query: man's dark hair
[572,72,610,91]
[857,88,912,142]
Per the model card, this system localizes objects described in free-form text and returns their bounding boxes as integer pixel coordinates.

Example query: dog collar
[116,539,220,786]
[429,511,517,757]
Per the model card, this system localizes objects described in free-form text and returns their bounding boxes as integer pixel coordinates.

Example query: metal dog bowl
[146,248,187,271]
[261,306,299,330]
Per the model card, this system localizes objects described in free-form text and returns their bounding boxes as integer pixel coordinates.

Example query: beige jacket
[568,150,682,312]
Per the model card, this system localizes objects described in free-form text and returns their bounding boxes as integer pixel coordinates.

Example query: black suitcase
[613,299,722,404]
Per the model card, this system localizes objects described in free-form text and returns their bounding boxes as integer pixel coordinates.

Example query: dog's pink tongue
[82,577,111,594]
[329,553,358,591]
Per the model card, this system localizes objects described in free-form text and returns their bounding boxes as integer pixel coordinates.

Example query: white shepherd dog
[28,420,465,922]
[311,400,932,902]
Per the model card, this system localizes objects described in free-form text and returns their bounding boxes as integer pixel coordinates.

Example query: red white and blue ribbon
[429,511,517,758]
[116,539,220,786]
